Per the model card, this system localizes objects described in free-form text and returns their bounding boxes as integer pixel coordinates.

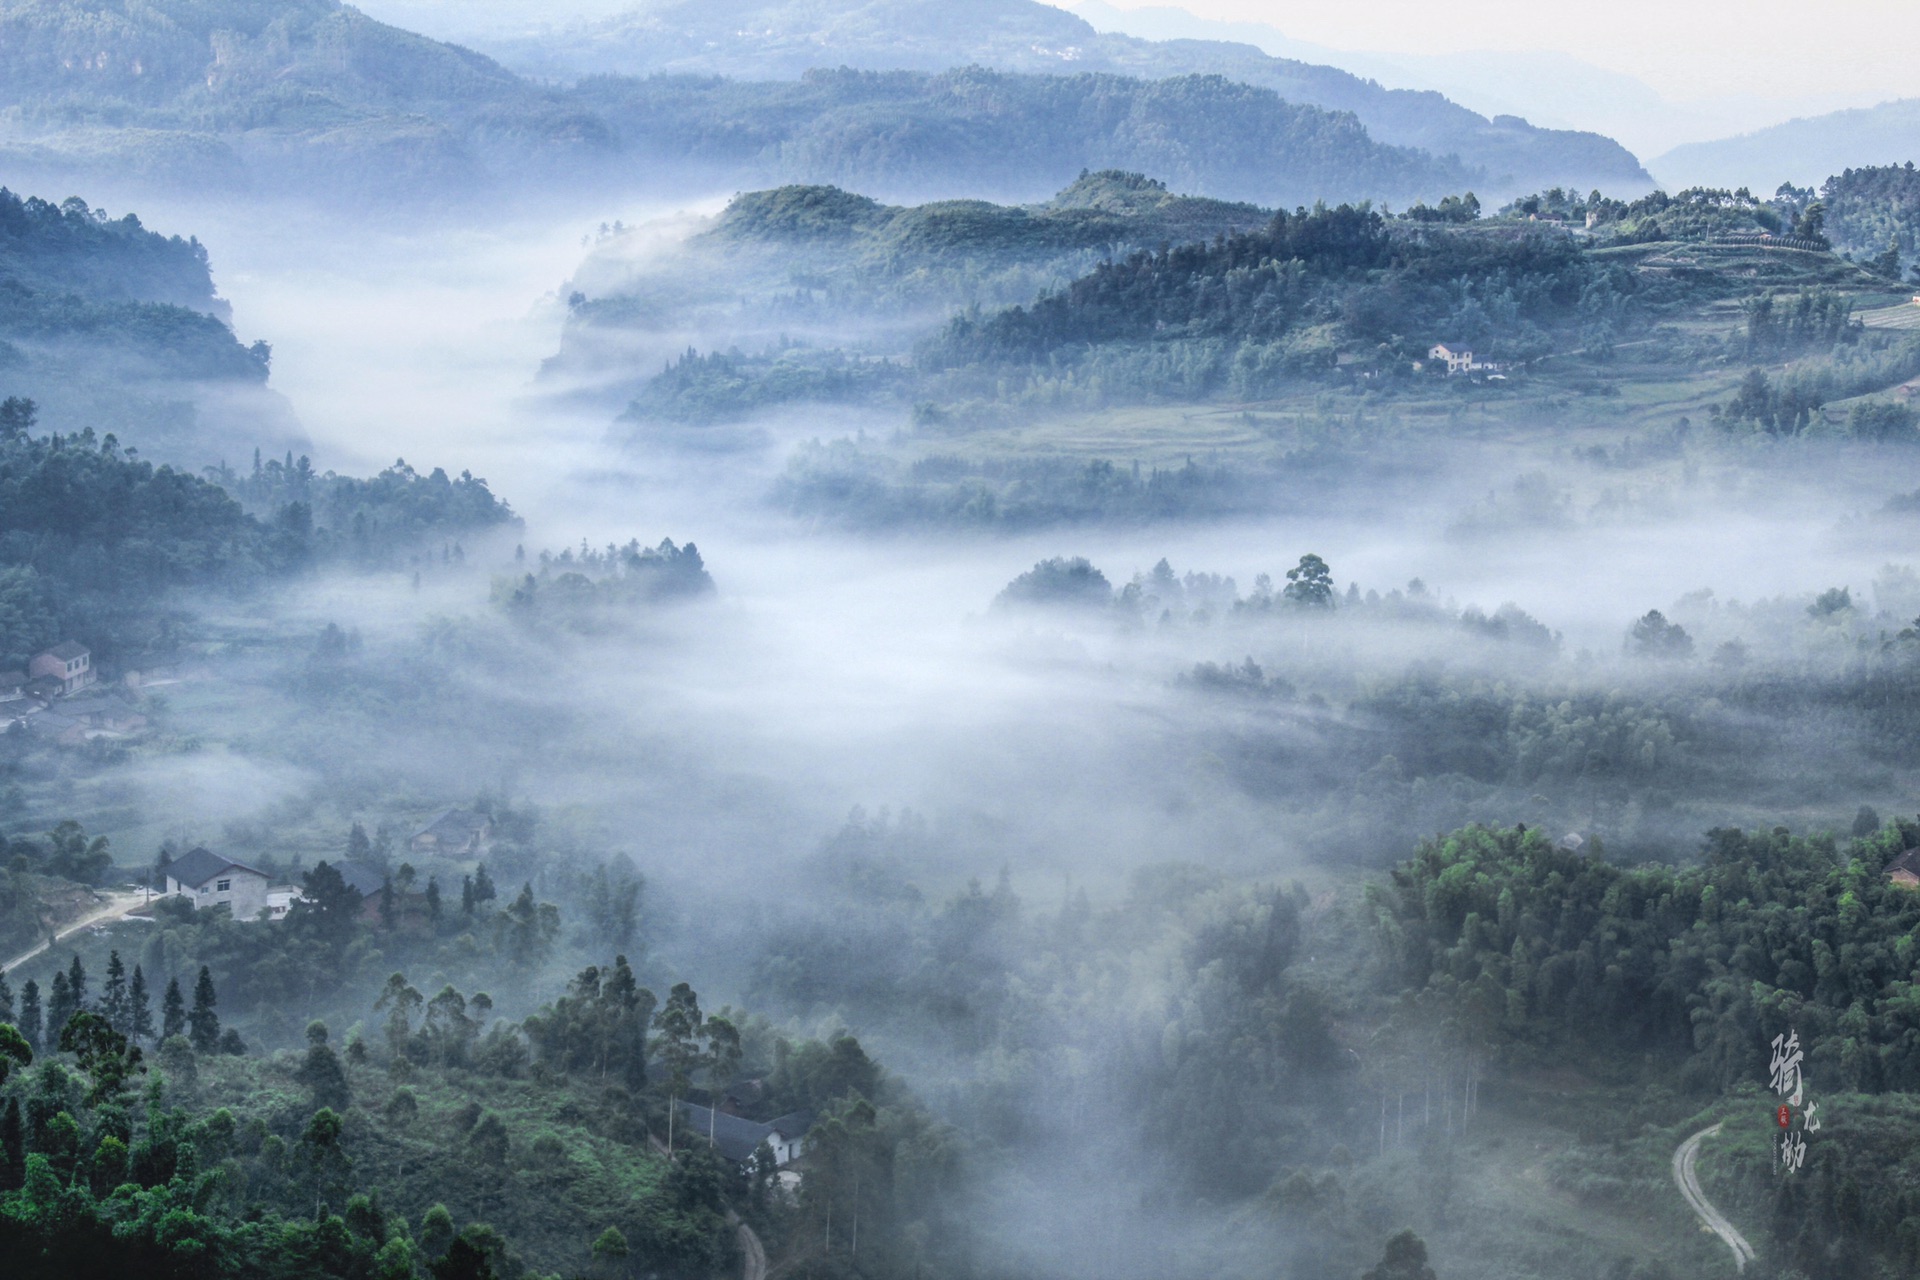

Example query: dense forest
[1821,164,1920,269]
[0,188,268,388]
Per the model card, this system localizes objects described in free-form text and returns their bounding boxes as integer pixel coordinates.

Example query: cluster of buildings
[1426,343,1510,378]
[0,642,150,745]
[155,807,495,921]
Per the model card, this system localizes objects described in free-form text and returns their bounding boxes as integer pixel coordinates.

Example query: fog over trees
[0,3,1919,1280]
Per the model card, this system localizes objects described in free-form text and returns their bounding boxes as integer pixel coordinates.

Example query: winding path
[0,890,148,975]
[735,1216,767,1280]
[1673,1123,1756,1273]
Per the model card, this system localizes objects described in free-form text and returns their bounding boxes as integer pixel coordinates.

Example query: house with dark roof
[409,807,492,856]
[1886,847,1920,888]
[332,860,389,899]
[163,847,271,920]
[30,641,94,695]
[674,1102,813,1167]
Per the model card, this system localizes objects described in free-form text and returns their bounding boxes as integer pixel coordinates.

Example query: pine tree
[46,971,74,1039]
[461,874,475,916]
[0,970,12,1024]
[426,876,442,924]
[101,950,129,1030]
[347,821,372,862]
[161,976,187,1041]
[17,980,40,1052]
[128,965,154,1044]
[188,965,220,1052]
[472,864,496,906]
[66,953,88,1011]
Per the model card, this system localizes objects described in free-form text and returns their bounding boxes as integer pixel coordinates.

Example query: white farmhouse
[163,847,271,920]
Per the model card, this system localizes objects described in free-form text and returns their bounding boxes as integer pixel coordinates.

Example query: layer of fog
[123,187,1920,874]
[67,186,1920,1278]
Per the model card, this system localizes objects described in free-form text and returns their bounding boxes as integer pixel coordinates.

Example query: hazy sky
[1088,0,1920,101]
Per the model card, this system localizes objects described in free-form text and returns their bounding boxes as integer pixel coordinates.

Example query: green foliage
[0,1024,28,1086]
[1283,553,1335,608]
[0,414,297,664]
[623,344,911,426]
[1371,822,1920,1094]
[211,455,520,567]
[1712,335,1920,436]
[1627,609,1693,660]
[776,446,1249,530]
[493,539,714,625]
[1363,1230,1438,1280]
[1821,163,1920,263]
[0,187,264,397]
[992,556,1112,610]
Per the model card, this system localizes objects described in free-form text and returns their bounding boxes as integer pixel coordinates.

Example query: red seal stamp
[1776,1105,1792,1129]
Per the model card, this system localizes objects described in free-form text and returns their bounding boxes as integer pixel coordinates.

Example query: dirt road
[737,1218,767,1280]
[1673,1123,1756,1273]
[1,890,149,975]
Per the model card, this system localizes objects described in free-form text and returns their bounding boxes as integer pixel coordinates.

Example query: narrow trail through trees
[1,890,148,975]
[1673,1123,1756,1273]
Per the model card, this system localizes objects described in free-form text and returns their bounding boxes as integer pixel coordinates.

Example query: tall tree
[101,950,129,1030]
[376,973,424,1060]
[0,970,12,1024]
[66,952,88,1012]
[46,971,74,1039]
[160,976,187,1041]
[18,979,41,1052]
[0,1022,28,1085]
[188,966,220,1052]
[295,1021,351,1111]
[652,982,703,1153]
[58,1011,142,1105]
[1283,553,1335,607]
[128,965,154,1044]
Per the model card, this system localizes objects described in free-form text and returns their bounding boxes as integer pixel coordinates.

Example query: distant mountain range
[1063,1,1881,163]
[466,0,1651,198]
[0,0,1522,212]
[1653,100,1920,193]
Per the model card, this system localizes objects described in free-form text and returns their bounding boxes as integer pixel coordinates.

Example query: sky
[1082,0,1920,103]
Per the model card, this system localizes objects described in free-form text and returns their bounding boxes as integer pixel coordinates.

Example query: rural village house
[409,807,492,856]
[30,641,95,695]
[163,847,272,919]
[674,1101,813,1167]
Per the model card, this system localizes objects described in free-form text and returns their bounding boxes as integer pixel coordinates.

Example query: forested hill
[553,171,1281,409]
[0,185,289,456]
[0,189,224,314]
[709,171,1270,260]
[1,1,1459,209]
[475,0,1651,197]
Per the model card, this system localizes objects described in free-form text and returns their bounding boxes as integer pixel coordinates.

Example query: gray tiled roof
[165,846,267,888]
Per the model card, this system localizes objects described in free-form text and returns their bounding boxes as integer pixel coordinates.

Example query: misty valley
[5,3,1920,1280]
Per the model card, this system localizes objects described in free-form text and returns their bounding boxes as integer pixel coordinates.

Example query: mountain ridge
[472,0,1652,198]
